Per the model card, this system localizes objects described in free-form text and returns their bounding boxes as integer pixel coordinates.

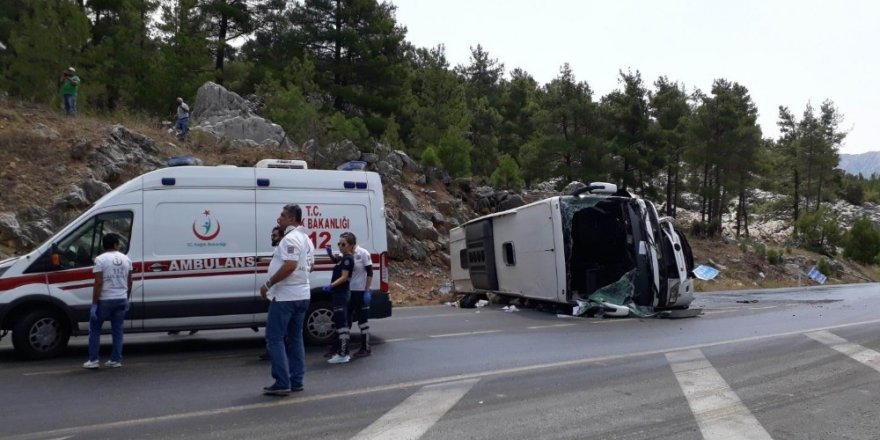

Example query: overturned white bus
[450,183,695,310]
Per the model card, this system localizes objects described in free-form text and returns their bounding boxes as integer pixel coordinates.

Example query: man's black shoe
[263,385,291,396]
[353,348,371,358]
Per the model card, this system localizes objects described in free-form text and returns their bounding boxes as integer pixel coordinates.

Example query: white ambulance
[0,160,390,359]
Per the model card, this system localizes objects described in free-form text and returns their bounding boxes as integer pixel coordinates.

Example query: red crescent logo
[192,220,221,240]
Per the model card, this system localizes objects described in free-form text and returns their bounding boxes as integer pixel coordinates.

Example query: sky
[390,0,879,154]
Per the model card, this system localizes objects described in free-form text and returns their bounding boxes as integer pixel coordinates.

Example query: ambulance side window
[51,211,133,271]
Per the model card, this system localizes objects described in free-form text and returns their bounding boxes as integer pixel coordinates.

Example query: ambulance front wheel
[12,309,71,360]
[304,300,335,345]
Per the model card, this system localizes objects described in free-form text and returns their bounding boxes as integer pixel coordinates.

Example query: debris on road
[693,265,721,280]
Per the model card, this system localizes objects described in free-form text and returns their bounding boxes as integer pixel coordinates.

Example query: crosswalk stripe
[667,349,773,440]
[350,379,479,440]
[806,330,880,372]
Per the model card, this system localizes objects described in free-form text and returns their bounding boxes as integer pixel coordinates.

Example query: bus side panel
[493,202,559,302]
[449,227,473,292]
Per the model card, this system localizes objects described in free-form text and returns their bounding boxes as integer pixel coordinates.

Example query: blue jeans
[63,94,77,116]
[88,298,128,362]
[266,299,309,389]
[175,117,189,139]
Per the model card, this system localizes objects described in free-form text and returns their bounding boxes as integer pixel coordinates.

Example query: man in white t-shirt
[83,233,133,369]
[260,204,314,396]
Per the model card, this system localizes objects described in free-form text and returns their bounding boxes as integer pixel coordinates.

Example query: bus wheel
[12,309,70,360]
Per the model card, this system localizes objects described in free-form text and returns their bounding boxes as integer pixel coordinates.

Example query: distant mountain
[838,151,880,177]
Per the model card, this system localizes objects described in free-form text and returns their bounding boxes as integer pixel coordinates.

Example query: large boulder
[563,181,586,195]
[191,82,289,148]
[396,188,420,212]
[192,81,252,122]
[308,139,362,169]
[399,211,439,241]
[0,212,22,247]
[79,179,112,203]
[498,194,526,211]
[89,125,164,182]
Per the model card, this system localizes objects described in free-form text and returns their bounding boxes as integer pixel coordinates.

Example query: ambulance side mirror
[50,243,61,268]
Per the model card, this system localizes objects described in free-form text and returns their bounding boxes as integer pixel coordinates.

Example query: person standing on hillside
[83,233,133,369]
[175,97,190,140]
[261,204,314,396]
[60,67,81,117]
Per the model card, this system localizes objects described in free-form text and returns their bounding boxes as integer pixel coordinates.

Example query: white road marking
[806,331,880,372]
[14,317,880,440]
[385,313,478,321]
[666,349,773,440]
[701,310,739,315]
[428,330,501,338]
[384,338,414,343]
[23,369,75,376]
[527,323,577,329]
[350,379,478,440]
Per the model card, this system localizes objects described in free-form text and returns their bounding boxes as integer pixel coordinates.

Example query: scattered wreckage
[450,183,699,318]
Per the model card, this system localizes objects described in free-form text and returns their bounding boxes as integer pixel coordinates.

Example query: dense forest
[1,0,879,261]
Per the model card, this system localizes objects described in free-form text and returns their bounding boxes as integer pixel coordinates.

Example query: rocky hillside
[1,87,878,307]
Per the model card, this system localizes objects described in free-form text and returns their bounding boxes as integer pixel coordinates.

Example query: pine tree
[399,45,469,158]
[4,0,89,102]
[291,0,408,137]
[649,76,690,216]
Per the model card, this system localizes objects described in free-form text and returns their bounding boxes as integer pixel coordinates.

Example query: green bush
[843,217,880,265]
[795,206,843,256]
[766,248,783,265]
[753,242,767,261]
[436,128,472,178]
[817,258,833,277]
[327,113,370,145]
[489,154,525,190]
[840,179,866,206]
[420,147,441,168]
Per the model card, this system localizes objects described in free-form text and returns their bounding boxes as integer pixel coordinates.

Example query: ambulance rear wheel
[304,300,335,345]
[12,309,70,360]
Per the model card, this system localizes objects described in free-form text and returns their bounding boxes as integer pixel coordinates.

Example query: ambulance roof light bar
[255,159,308,169]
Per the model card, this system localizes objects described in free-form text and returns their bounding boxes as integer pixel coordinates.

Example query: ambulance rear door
[254,169,375,296]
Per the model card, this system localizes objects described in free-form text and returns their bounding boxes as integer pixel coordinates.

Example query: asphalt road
[2,283,880,439]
